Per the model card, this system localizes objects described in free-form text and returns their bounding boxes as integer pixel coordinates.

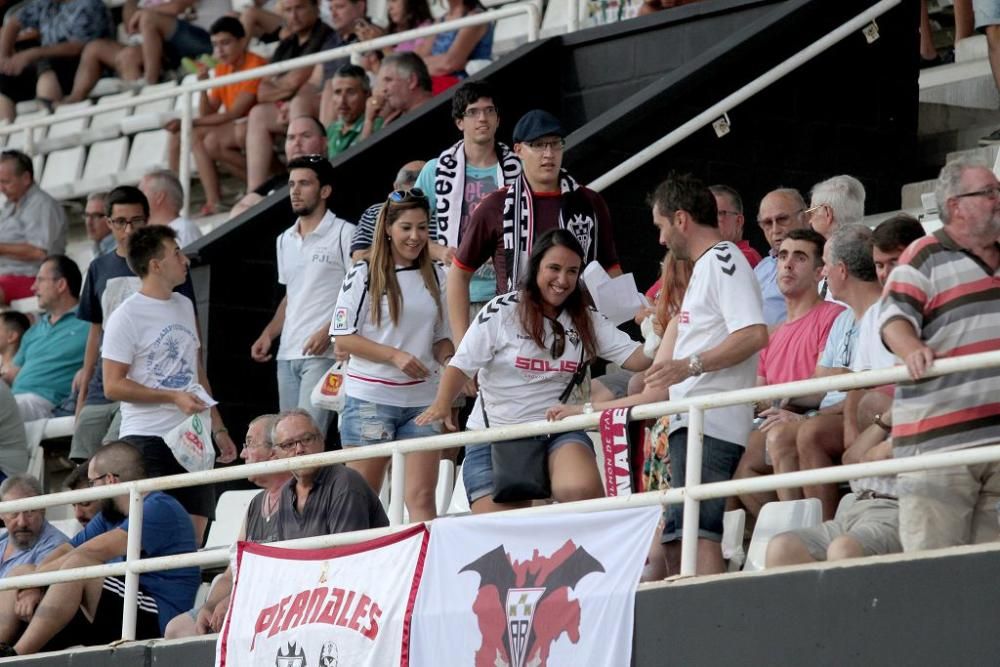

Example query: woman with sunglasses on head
[331,188,452,522]
[416,229,651,514]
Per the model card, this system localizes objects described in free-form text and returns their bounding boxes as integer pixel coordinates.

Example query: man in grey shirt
[271,409,388,539]
[0,150,67,305]
[0,382,27,477]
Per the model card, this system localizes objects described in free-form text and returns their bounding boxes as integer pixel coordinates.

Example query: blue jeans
[277,357,335,435]
[339,395,440,446]
[662,429,743,543]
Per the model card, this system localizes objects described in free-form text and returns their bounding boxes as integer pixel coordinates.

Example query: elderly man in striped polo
[880,158,1000,553]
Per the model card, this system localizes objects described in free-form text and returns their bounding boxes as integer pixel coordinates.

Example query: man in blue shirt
[0,475,68,580]
[0,441,199,656]
[754,188,809,326]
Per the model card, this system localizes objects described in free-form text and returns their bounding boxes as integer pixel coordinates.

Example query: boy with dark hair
[102,225,236,544]
[0,312,30,377]
[871,214,925,286]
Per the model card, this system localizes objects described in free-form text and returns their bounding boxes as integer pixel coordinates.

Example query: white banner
[216,525,428,667]
[410,507,660,667]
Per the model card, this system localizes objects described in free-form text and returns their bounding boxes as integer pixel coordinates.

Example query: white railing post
[567,0,580,32]
[120,485,144,641]
[179,90,193,218]
[679,406,703,577]
[388,449,406,525]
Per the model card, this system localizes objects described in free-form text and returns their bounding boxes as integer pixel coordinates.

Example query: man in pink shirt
[732,228,843,516]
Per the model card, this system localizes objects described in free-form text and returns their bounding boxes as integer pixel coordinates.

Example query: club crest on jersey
[566,328,580,347]
[275,642,306,667]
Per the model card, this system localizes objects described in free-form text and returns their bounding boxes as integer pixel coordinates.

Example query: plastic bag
[163,410,215,472]
[310,361,346,413]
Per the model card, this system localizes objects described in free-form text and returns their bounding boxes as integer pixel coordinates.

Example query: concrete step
[946,143,1000,166]
[920,62,997,110]
[918,119,998,170]
[919,102,998,135]
[955,35,987,63]
[901,178,937,210]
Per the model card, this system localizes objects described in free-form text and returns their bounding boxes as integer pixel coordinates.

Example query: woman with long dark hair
[331,189,453,521]
[416,229,650,513]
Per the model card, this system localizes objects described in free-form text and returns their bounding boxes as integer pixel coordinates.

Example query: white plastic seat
[40,145,85,200]
[174,73,203,115]
[743,498,823,572]
[203,489,261,550]
[447,465,470,515]
[80,90,135,143]
[722,508,746,571]
[117,129,171,185]
[36,101,94,153]
[121,80,179,135]
[76,136,129,195]
[90,77,128,98]
[5,108,50,151]
[9,296,39,314]
[492,0,542,55]
[50,519,84,538]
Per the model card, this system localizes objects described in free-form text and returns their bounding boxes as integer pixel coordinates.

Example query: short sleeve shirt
[12,308,89,405]
[276,464,389,540]
[0,522,69,578]
[758,300,844,385]
[273,20,335,63]
[350,199,434,255]
[17,0,111,45]
[816,307,864,409]
[0,185,68,277]
[208,52,268,112]
[754,254,786,326]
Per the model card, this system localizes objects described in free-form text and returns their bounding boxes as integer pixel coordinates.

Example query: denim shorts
[977,1,1000,30]
[339,395,440,447]
[662,429,743,543]
[165,20,212,65]
[463,430,592,504]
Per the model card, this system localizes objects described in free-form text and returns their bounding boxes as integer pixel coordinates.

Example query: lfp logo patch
[333,307,348,331]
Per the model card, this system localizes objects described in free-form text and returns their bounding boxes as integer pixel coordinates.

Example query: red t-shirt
[737,240,763,269]
[758,300,844,384]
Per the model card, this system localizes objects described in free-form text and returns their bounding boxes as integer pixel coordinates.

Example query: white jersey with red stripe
[331,261,450,408]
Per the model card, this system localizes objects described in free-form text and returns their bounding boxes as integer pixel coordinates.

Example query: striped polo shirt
[878,228,1000,458]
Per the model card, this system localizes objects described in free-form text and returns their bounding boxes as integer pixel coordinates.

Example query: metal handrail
[1,350,999,644]
[587,0,901,192]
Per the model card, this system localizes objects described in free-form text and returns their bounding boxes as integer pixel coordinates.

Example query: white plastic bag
[163,410,215,472]
[640,314,662,359]
[310,361,346,413]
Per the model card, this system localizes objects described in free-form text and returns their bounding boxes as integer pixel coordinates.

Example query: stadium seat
[175,74,203,114]
[40,146,86,200]
[80,90,136,144]
[743,498,822,572]
[120,81,179,135]
[2,107,50,151]
[36,101,94,153]
[722,508,746,571]
[436,459,456,515]
[203,489,261,550]
[9,296,39,314]
[50,518,84,538]
[117,129,171,185]
[77,136,130,195]
[493,0,542,54]
[90,77,129,99]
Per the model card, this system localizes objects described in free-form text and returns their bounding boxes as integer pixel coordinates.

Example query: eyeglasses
[83,213,105,220]
[87,471,116,487]
[549,318,566,359]
[388,187,426,203]
[953,186,1000,201]
[274,432,321,453]
[804,203,828,218]
[108,216,147,229]
[524,139,565,152]
[242,440,270,452]
[463,106,497,119]
[758,211,803,228]
[717,209,741,218]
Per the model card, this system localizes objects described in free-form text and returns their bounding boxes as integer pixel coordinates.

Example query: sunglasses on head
[388,187,427,203]
[549,318,566,359]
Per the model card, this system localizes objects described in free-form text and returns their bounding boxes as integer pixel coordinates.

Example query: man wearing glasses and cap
[448,109,620,344]
[251,155,354,436]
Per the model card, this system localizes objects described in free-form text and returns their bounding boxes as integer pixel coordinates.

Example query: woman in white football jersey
[417,229,650,514]
[331,189,453,521]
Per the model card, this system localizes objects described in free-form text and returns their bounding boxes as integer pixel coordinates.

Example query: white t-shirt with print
[452,292,640,429]
[330,261,450,408]
[102,292,202,437]
[278,211,355,361]
[669,241,765,447]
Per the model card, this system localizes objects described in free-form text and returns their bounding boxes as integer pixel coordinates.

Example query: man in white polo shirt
[251,155,353,435]
[644,172,768,576]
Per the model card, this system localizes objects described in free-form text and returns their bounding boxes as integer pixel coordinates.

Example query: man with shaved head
[754,188,809,325]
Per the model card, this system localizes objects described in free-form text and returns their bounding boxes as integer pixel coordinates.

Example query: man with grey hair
[710,184,761,268]
[758,224,882,520]
[880,158,1000,552]
[807,174,866,240]
[754,188,809,325]
[362,52,432,138]
[350,159,428,261]
[83,193,113,258]
[138,170,203,248]
[0,475,68,580]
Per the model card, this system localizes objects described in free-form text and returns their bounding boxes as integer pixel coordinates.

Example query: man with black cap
[447,109,620,343]
[250,156,354,435]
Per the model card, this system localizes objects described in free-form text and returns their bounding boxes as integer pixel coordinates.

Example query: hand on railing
[546,404,582,421]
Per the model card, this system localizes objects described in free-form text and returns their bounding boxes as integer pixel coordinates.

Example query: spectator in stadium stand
[731,229,844,518]
[0,442,200,656]
[416,229,649,513]
[83,193,114,259]
[331,190,452,521]
[243,0,337,192]
[63,463,100,528]
[0,0,111,121]
[880,158,1000,552]
[973,1,1000,143]
[0,381,28,478]
[415,0,493,93]
[350,160,426,261]
[65,0,226,101]
[239,0,291,43]
[270,409,388,538]
[139,170,204,248]
[320,65,370,158]
[230,115,329,218]
[165,17,268,217]
[448,109,620,344]
[295,0,368,114]
[709,184,761,268]
[352,0,433,58]
[0,312,30,383]
[5,255,87,422]
[360,52,432,139]
[164,413,292,639]
[637,173,767,575]
[807,174,866,241]
[101,225,237,544]
[71,186,198,464]
[0,476,68,580]
[414,81,522,307]
[753,188,808,326]
[756,225,882,520]
[251,156,353,434]
[0,150,68,305]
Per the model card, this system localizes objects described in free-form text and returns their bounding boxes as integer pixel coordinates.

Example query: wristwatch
[873,413,891,432]
[688,354,704,377]
[582,402,595,414]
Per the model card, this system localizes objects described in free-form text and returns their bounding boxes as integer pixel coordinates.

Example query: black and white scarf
[433,140,521,248]
[501,169,598,292]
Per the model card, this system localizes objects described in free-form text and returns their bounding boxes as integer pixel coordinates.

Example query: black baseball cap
[512,109,565,143]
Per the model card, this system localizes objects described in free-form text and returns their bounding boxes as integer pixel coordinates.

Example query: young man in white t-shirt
[250,155,354,435]
[644,173,768,576]
[102,225,237,544]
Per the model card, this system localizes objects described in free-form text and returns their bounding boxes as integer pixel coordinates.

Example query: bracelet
[212,427,228,437]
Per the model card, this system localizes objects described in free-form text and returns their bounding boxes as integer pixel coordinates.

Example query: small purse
[486,346,588,503]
